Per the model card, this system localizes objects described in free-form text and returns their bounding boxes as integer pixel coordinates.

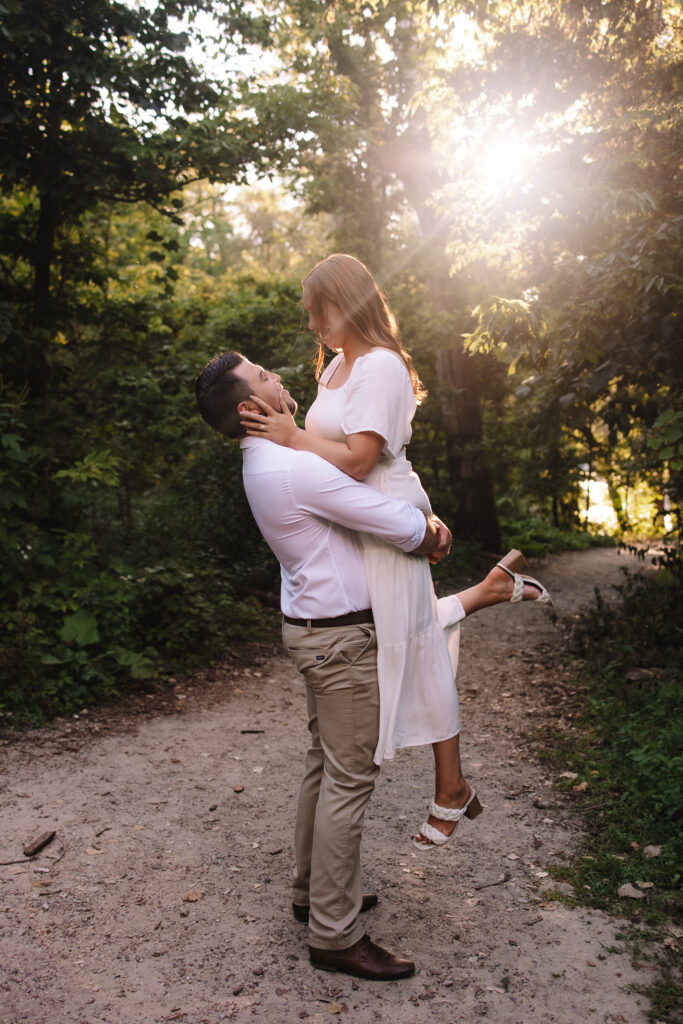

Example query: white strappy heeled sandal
[413,790,483,850]
[497,549,553,606]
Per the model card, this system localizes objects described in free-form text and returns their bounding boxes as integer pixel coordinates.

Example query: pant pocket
[335,627,376,666]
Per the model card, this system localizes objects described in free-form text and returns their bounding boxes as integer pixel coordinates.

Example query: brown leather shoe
[309,934,415,980]
[293,892,378,924]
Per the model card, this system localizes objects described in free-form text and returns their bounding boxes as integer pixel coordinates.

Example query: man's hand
[413,513,452,559]
[428,514,452,564]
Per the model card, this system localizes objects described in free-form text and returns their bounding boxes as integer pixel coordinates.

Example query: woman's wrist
[289,425,307,451]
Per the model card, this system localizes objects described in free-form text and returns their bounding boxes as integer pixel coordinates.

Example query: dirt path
[1,548,656,1024]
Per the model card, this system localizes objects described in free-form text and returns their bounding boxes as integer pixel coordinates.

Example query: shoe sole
[309,959,415,980]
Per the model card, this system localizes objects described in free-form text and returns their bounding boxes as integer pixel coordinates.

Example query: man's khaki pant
[282,620,379,950]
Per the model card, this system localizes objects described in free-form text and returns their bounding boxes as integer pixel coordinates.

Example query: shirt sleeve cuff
[401,508,427,552]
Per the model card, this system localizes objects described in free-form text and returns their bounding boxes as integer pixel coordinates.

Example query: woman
[241,254,551,849]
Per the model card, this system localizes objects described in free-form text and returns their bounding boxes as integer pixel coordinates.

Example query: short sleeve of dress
[342,349,415,458]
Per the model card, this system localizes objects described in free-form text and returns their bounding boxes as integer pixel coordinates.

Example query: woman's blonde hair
[302,253,426,403]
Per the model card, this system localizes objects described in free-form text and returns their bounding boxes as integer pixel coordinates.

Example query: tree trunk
[607,477,629,533]
[436,348,501,551]
[29,192,57,398]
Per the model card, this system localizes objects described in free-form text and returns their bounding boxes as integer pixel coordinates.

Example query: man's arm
[290,452,446,555]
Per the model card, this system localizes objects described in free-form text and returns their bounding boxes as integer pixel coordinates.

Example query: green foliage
[0,346,274,723]
[0,0,278,216]
[544,547,683,1020]
[2,553,263,724]
[0,0,322,725]
[0,263,307,722]
[502,518,615,558]
[412,0,682,545]
[649,409,683,474]
[567,549,683,869]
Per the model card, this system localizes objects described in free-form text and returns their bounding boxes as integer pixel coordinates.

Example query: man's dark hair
[195,351,249,438]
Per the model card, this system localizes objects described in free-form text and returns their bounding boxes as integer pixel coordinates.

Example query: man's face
[234,358,297,415]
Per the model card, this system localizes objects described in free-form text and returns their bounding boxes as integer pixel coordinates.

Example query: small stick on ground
[474,870,511,891]
[23,831,56,857]
[0,830,57,866]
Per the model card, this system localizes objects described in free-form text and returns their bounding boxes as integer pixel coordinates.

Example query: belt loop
[305,619,312,634]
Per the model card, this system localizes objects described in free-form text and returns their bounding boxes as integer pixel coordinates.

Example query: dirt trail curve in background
[1,548,655,1024]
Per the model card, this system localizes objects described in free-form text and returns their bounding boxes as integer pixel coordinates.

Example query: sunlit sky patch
[478,135,535,192]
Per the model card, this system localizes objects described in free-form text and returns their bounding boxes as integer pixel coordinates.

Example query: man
[195,351,449,981]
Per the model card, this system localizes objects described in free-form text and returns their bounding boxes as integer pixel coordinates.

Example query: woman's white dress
[305,348,465,764]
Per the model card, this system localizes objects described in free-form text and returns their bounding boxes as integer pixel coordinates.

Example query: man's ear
[237,399,258,415]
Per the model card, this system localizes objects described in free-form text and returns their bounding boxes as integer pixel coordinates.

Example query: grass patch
[502,516,616,558]
[539,544,682,1022]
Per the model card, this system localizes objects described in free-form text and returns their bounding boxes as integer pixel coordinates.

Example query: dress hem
[374,726,461,765]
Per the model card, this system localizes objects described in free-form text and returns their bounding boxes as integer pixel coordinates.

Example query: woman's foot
[457,549,552,616]
[413,781,479,847]
[486,563,545,604]
[494,549,553,605]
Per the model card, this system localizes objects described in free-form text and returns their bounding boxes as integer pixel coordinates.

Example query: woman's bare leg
[415,564,548,844]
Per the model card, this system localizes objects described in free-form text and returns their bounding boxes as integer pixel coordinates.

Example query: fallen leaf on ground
[182,889,204,902]
[85,847,103,856]
[572,781,589,792]
[635,880,654,889]
[559,772,578,780]
[643,845,662,858]
[327,1003,348,1014]
[618,883,644,899]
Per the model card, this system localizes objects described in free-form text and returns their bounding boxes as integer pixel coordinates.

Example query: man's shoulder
[242,438,296,470]
[241,440,335,479]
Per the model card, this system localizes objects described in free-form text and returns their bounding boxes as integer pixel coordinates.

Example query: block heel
[496,549,553,606]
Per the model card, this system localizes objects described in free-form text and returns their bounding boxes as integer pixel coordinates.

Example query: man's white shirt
[240,437,427,619]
